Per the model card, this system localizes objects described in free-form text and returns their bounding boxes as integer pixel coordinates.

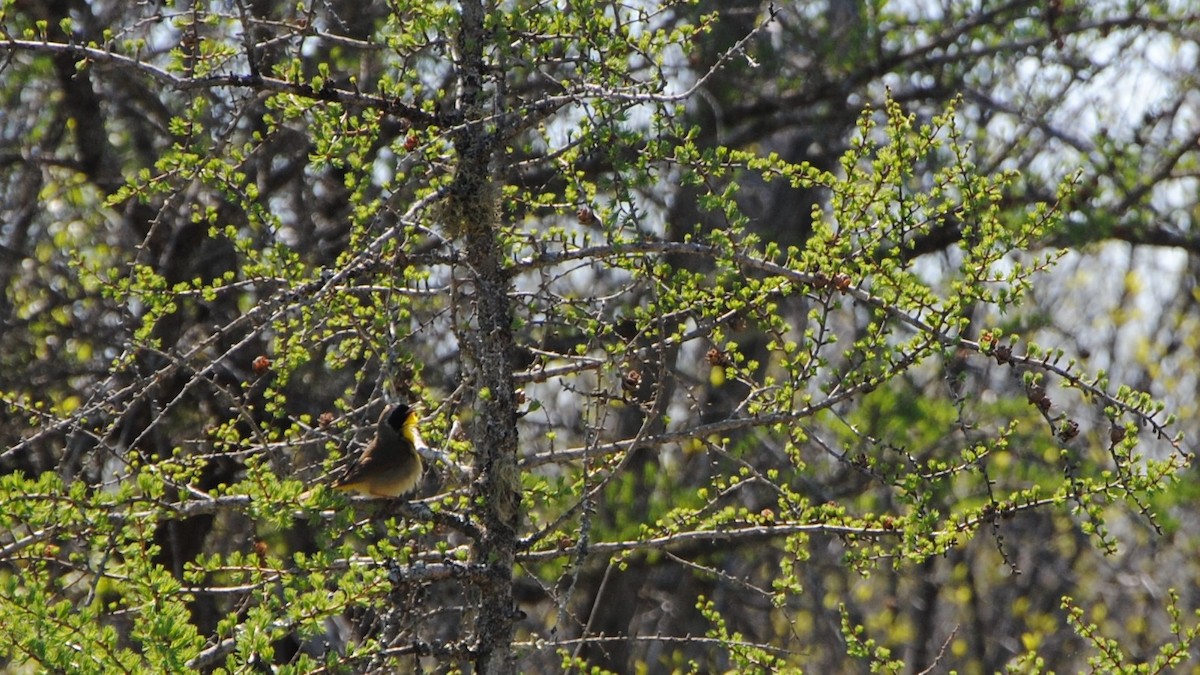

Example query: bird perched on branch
[329,404,425,498]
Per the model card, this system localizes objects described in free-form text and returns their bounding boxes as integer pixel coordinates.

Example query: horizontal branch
[0,38,438,126]
[515,633,795,659]
[519,522,897,562]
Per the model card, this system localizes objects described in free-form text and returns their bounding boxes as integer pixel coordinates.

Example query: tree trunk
[452,2,521,673]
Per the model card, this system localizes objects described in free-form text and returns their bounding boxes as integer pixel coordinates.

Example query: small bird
[329,404,424,498]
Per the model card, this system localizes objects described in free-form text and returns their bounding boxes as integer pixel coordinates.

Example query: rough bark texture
[452,2,521,673]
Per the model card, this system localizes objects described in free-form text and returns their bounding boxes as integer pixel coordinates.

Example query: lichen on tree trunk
[449,2,522,673]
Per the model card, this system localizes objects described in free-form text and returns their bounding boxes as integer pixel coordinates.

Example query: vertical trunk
[452,2,521,673]
[462,217,521,675]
